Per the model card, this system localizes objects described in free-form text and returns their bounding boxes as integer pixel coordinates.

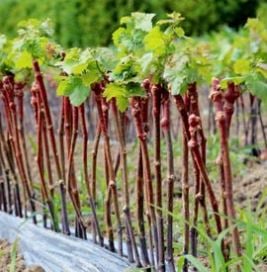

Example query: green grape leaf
[113,27,146,54]
[157,12,184,27]
[233,59,250,75]
[174,27,185,38]
[169,76,188,95]
[112,27,126,48]
[18,18,54,38]
[15,51,33,69]
[163,53,189,94]
[103,82,145,112]
[93,47,117,72]
[256,63,267,79]
[120,16,131,25]
[64,48,80,62]
[81,70,100,86]
[113,12,155,55]
[59,48,83,74]
[57,79,71,96]
[14,69,31,82]
[103,83,128,101]
[13,19,56,61]
[103,83,129,111]
[246,74,267,104]
[57,76,82,97]
[131,12,155,32]
[111,56,141,83]
[71,62,88,74]
[69,81,89,106]
[220,76,245,89]
[144,26,166,56]
[40,19,54,37]
[59,48,101,77]
[138,52,153,74]
[127,82,146,97]
[116,96,129,111]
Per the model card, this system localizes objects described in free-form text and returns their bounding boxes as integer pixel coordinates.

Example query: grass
[0,248,4,259]
[9,238,19,272]
[173,194,267,271]
[26,132,266,271]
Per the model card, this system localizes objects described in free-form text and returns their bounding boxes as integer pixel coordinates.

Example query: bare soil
[233,162,267,211]
[0,240,45,272]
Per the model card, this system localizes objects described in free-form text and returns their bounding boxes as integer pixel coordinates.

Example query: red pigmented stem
[43,116,54,197]
[248,94,258,146]
[102,96,116,253]
[0,140,7,213]
[0,119,12,214]
[36,102,59,231]
[64,97,72,151]
[141,79,151,133]
[173,95,190,138]
[187,83,210,256]
[130,96,159,269]
[173,95,190,271]
[35,99,46,192]
[222,81,240,242]
[161,89,175,272]
[182,131,190,272]
[32,60,70,232]
[224,82,241,136]
[66,106,85,233]
[210,79,242,258]
[136,146,150,267]
[257,99,267,148]
[32,60,62,180]
[0,108,22,217]
[188,114,222,233]
[33,83,59,230]
[2,76,36,223]
[240,95,249,146]
[0,81,13,136]
[58,99,65,185]
[217,154,228,230]
[103,146,115,252]
[97,91,115,252]
[91,122,101,201]
[188,83,207,160]
[92,83,123,255]
[151,83,164,271]
[64,99,81,237]
[111,99,140,265]
[113,151,121,178]
[79,104,103,246]
[137,96,151,267]
[15,83,33,191]
[58,99,70,235]
[174,95,222,235]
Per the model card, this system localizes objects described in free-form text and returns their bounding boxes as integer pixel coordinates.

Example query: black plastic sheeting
[0,211,132,272]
